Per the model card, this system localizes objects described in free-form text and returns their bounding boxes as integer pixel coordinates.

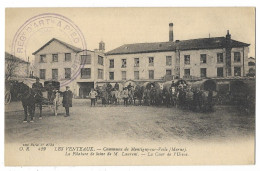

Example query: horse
[13,82,41,122]
[162,88,172,107]
[143,88,150,106]
[134,85,143,106]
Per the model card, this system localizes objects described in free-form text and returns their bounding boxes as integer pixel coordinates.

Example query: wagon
[5,80,12,104]
[41,80,61,106]
[189,79,216,91]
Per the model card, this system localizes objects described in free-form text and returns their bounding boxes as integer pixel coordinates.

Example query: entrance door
[78,82,94,98]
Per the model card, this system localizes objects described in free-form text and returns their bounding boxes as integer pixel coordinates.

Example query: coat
[62,90,73,107]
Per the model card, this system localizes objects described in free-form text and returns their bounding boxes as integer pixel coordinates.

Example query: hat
[36,77,40,80]
[66,86,70,88]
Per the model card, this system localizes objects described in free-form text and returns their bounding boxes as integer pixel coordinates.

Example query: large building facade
[33,38,105,97]
[33,24,251,97]
[106,25,250,81]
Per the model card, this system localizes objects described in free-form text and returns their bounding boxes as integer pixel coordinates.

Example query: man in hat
[62,86,73,117]
[32,77,43,119]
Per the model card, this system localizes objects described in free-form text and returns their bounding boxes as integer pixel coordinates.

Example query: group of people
[87,81,215,113]
[30,78,215,121]
[89,82,134,107]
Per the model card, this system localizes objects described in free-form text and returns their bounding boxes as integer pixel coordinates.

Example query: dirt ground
[5,99,255,144]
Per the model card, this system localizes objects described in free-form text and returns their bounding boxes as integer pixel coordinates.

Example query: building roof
[106,37,250,55]
[32,38,82,55]
[5,52,29,64]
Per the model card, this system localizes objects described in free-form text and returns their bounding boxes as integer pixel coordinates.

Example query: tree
[5,52,27,80]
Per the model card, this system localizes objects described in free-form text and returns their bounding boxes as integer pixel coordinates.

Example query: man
[62,86,73,117]
[127,83,132,91]
[32,77,43,119]
[122,87,129,107]
[114,82,119,91]
[89,88,98,107]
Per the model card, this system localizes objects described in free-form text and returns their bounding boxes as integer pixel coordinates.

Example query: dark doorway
[78,82,94,98]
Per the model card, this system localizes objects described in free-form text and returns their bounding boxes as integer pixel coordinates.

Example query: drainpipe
[243,47,245,76]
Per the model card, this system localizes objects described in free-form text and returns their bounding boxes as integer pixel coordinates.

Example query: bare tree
[5,52,26,80]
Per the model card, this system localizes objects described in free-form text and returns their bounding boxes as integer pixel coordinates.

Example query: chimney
[169,23,174,42]
[99,41,105,52]
[226,30,231,40]
[225,30,232,77]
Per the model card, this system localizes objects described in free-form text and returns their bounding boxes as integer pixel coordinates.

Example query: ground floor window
[81,68,91,79]
[134,71,139,80]
[166,69,172,76]
[52,69,58,80]
[184,69,190,76]
[149,70,154,79]
[65,68,71,79]
[200,68,207,78]
[98,69,104,79]
[109,72,114,80]
[40,69,46,79]
[234,67,241,76]
[121,71,126,80]
[217,67,223,77]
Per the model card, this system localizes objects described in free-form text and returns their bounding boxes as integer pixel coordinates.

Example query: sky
[5,7,255,62]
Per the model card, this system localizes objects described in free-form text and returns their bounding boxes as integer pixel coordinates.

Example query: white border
[0,0,258,171]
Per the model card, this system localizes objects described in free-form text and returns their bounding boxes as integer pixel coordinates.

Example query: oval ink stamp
[11,13,87,87]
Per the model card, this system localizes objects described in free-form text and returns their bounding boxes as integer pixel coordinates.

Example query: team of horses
[96,80,216,112]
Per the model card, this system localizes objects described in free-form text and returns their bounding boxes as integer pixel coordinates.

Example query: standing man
[122,87,129,107]
[89,88,98,107]
[32,77,43,119]
[114,82,119,91]
[62,86,73,117]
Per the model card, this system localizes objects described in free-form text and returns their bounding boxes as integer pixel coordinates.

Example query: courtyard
[5,99,255,144]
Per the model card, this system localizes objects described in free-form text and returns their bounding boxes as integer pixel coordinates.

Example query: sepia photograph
[4,7,255,166]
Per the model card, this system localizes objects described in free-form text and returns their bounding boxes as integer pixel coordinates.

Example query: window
[149,70,154,79]
[184,69,190,76]
[52,69,58,80]
[122,71,126,80]
[98,69,104,79]
[65,68,71,79]
[166,69,172,76]
[98,55,104,65]
[200,54,207,64]
[217,67,223,77]
[166,56,172,66]
[121,59,127,68]
[149,57,154,66]
[234,67,241,76]
[134,71,139,80]
[52,54,58,62]
[40,55,47,63]
[109,59,114,68]
[109,72,114,80]
[234,52,241,63]
[81,68,91,79]
[81,55,91,65]
[65,53,71,61]
[184,55,190,65]
[248,61,255,66]
[217,53,224,63]
[200,68,207,78]
[39,69,46,79]
[134,58,139,67]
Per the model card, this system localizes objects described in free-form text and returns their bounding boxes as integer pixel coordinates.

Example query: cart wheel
[5,91,11,104]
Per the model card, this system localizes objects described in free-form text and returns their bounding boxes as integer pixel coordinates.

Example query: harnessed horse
[14,82,42,122]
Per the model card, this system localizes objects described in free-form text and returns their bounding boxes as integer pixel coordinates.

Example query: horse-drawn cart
[41,80,61,106]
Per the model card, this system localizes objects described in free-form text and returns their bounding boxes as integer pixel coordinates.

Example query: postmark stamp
[11,13,87,87]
